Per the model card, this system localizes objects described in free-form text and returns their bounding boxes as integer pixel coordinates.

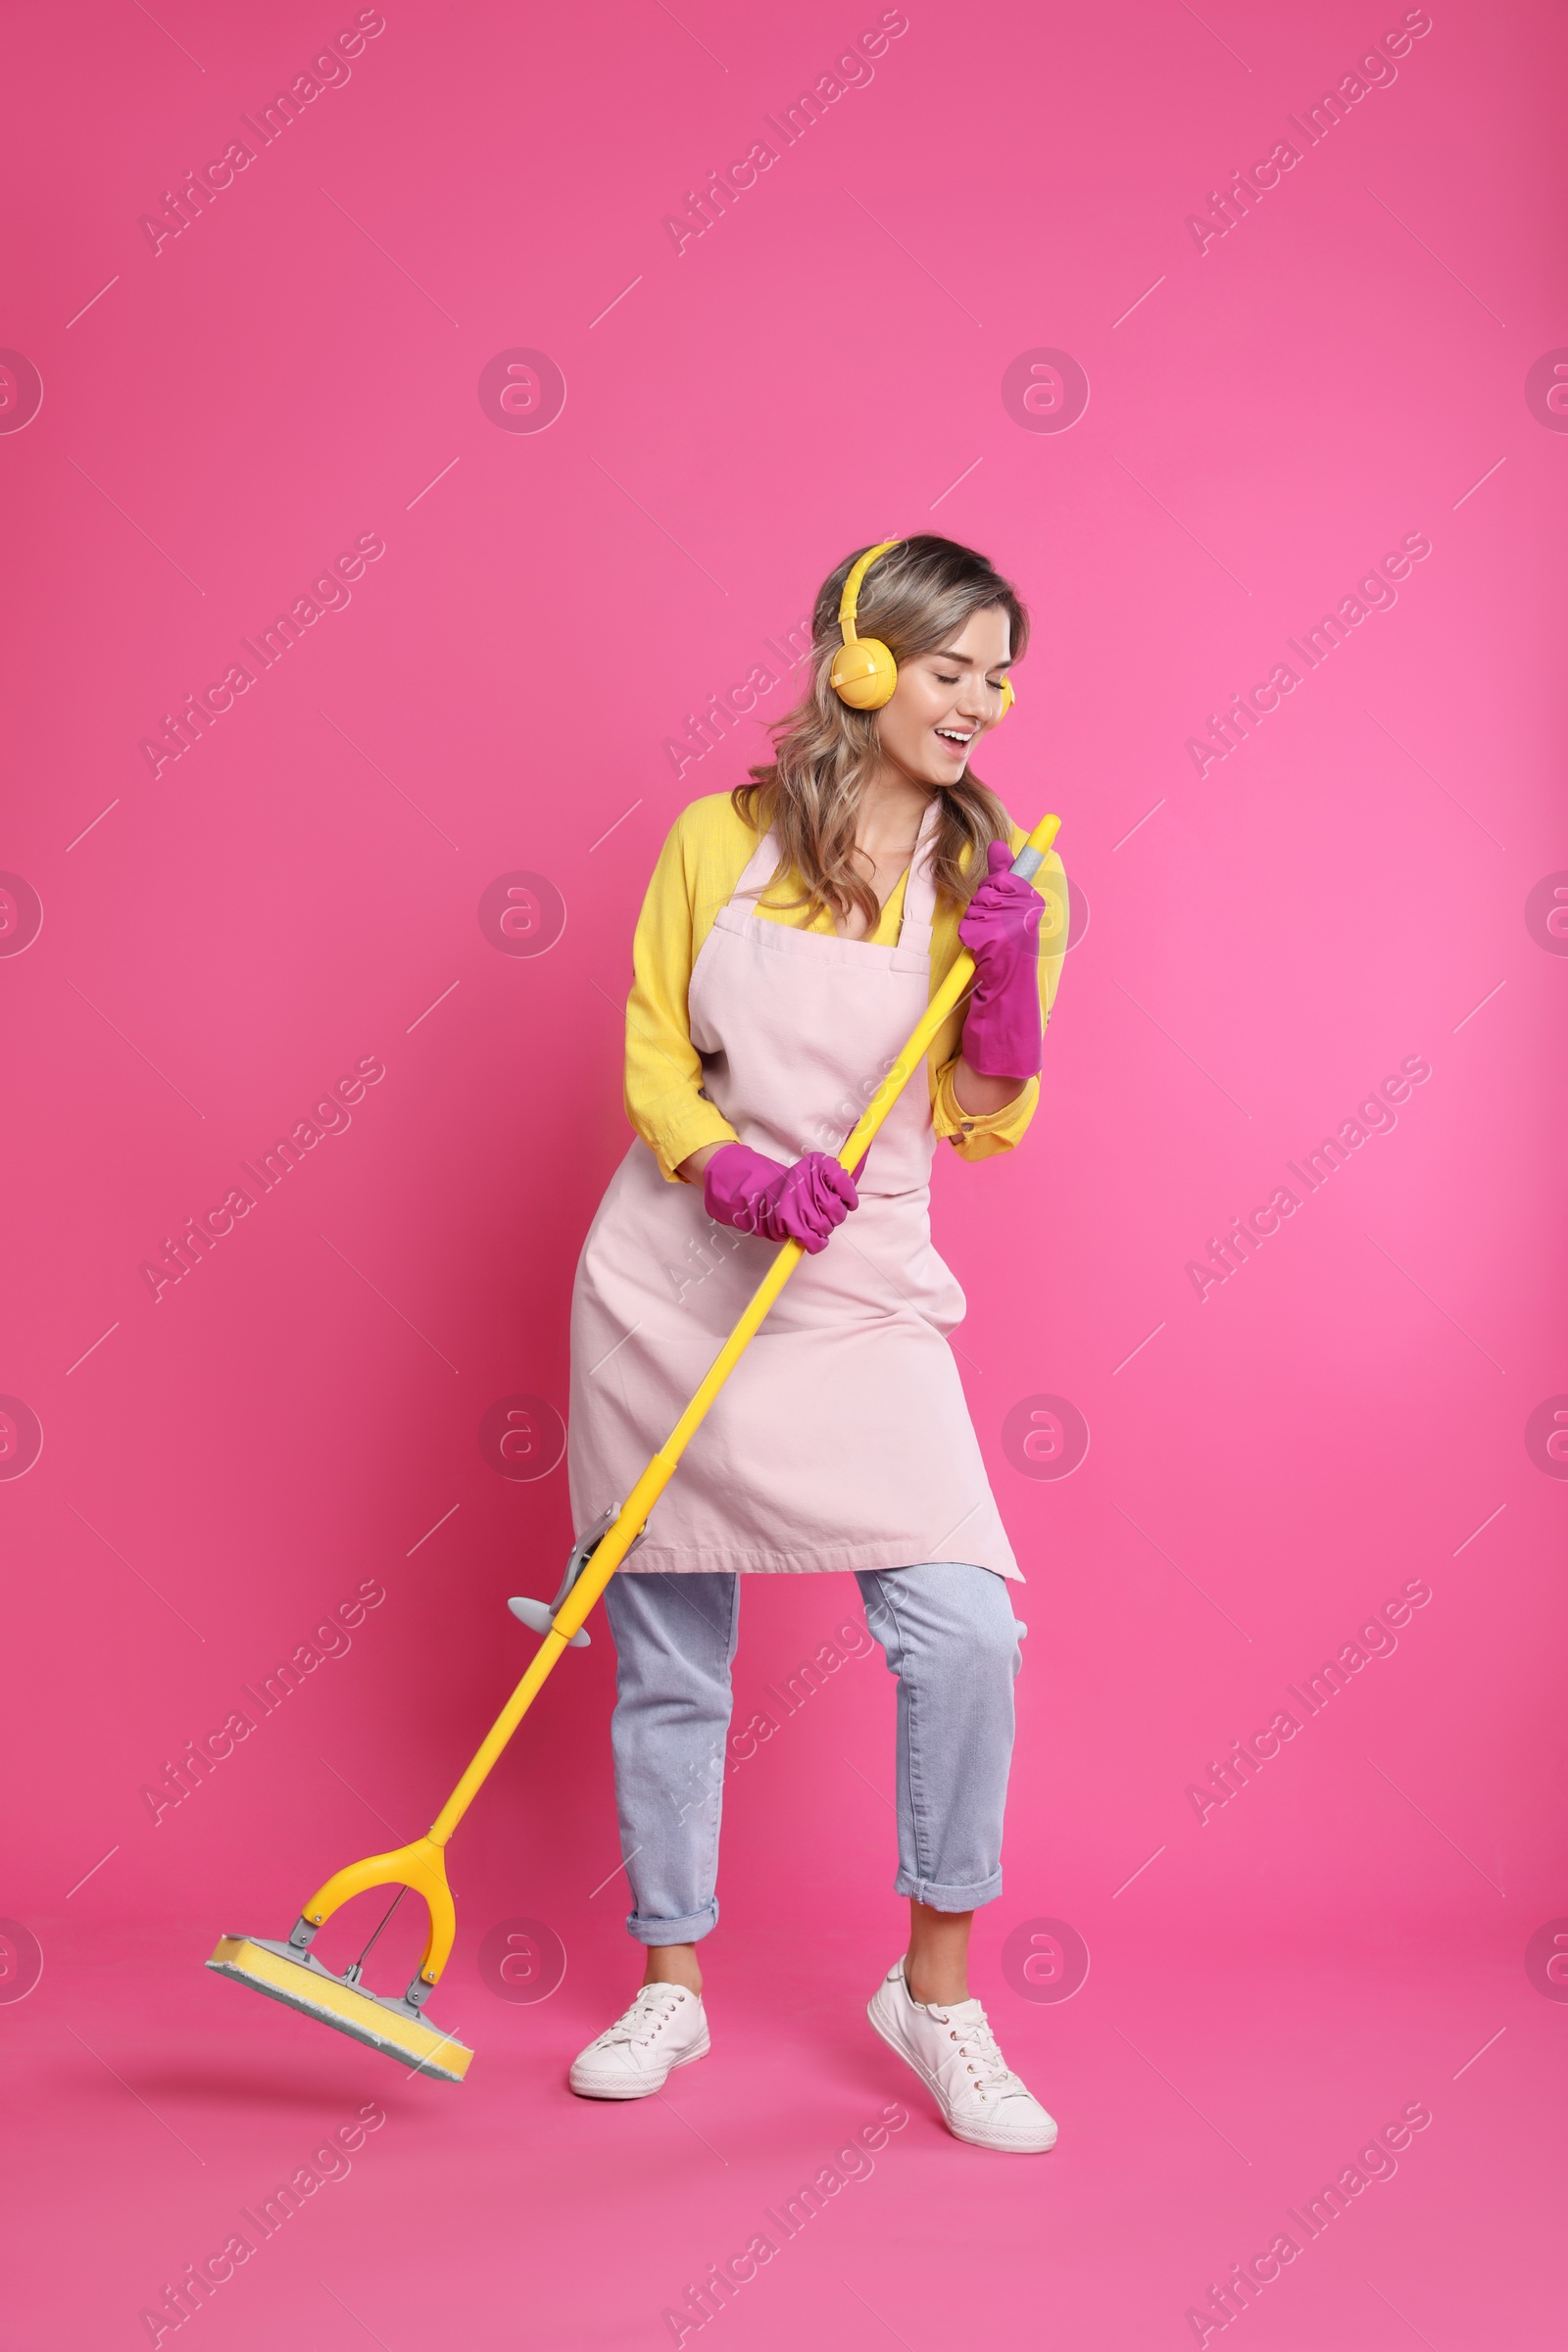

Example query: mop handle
[426,810,1062,1848]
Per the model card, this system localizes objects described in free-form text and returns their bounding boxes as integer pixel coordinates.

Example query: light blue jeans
[601,1563,1024,1945]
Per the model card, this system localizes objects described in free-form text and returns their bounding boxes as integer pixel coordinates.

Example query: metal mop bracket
[508,1504,644,1648]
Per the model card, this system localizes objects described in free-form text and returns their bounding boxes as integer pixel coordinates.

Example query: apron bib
[566,799,1019,1580]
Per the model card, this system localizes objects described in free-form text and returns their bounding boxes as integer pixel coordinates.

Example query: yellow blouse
[624,793,1067,1182]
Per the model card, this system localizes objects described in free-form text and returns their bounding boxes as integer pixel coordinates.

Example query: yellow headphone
[827,538,1016,719]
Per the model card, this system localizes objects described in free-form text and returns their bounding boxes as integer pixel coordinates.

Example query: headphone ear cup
[830,637,898,710]
[997,677,1015,719]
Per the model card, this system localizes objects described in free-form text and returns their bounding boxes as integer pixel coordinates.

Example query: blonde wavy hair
[732,534,1030,933]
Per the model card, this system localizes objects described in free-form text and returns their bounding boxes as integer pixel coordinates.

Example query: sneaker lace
[932,2003,1024,2100]
[604,1985,686,2049]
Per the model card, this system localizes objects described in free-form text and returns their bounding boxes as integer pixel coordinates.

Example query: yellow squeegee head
[207,1935,472,2082]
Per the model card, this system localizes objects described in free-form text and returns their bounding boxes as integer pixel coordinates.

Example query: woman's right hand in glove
[700,1141,858,1253]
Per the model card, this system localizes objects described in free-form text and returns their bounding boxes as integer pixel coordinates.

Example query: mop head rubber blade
[207,1936,472,2082]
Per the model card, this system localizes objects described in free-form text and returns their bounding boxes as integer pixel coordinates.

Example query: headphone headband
[836,539,903,643]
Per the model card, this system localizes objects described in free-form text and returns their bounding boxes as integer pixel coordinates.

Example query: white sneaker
[867,1958,1057,2153]
[568,1984,710,2099]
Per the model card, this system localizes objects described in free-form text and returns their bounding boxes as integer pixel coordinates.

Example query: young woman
[564,535,1067,2154]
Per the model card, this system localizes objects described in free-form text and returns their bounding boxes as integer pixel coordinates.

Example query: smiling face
[872,604,1014,789]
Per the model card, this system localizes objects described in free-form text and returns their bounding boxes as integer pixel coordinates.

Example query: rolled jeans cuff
[894,1867,1004,1912]
[625,1899,719,1947]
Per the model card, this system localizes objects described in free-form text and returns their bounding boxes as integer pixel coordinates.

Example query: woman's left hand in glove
[956,840,1045,1083]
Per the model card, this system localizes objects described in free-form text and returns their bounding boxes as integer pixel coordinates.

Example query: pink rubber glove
[957,840,1045,1082]
[703,1143,858,1253]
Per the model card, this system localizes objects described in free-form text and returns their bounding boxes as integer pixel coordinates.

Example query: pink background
[2,1,1565,2344]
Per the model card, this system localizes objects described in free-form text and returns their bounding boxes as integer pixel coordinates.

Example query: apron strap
[731,823,786,906]
[896,796,942,955]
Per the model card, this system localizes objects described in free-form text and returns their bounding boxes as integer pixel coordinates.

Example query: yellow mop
[208,813,1062,2082]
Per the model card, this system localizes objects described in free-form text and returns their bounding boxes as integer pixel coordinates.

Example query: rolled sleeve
[933,1061,1041,1159]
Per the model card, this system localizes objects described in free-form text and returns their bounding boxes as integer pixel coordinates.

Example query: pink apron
[566,799,1020,1582]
